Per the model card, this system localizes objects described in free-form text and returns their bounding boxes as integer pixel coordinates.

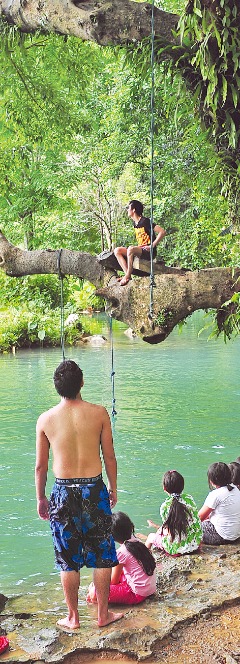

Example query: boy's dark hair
[111,511,156,576]
[207,462,233,492]
[129,200,143,216]
[229,462,240,487]
[53,360,83,399]
[162,470,191,541]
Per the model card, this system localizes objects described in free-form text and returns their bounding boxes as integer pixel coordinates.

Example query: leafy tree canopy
[0,16,237,268]
[0,0,239,347]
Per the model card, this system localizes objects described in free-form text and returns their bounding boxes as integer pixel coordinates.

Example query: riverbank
[1,543,240,663]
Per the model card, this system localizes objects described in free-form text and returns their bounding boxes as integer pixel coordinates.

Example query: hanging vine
[177,0,240,149]
[159,0,240,233]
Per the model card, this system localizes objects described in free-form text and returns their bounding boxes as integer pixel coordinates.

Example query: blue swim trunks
[49,474,118,572]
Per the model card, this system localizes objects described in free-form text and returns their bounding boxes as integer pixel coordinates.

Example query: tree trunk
[0,0,179,45]
[1,230,239,343]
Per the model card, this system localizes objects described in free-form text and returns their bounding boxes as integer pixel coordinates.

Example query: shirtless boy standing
[35,359,122,629]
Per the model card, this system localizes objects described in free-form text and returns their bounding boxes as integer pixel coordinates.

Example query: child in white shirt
[198,462,240,544]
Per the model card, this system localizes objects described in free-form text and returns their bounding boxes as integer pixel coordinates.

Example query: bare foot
[147,520,159,528]
[57,617,80,630]
[87,595,97,604]
[98,611,123,628]
[119,276,131,286]
[86,582,97,604]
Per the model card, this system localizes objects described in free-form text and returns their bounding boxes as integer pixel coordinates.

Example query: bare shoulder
[36,404,59,429]
[100,405,111,425]
[83,401,109,418]
[82,401,110,428]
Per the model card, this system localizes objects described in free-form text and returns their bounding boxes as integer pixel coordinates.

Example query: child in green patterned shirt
[144,470,202,556]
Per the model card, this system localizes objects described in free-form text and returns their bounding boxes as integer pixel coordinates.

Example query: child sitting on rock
[142,470,202,556]
[229,461,240,489]
[199,462,240,544]
[87,511,156,605]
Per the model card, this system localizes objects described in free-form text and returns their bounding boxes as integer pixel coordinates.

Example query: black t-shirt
[134,216,156,246]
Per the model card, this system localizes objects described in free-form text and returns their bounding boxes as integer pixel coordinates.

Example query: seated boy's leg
[120,246,143,285]
[114,247,128,274]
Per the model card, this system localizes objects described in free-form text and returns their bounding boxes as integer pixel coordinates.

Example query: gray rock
[2,543,240,662]
[0,594,8,613]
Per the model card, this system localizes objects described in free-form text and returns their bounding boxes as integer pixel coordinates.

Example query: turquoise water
[0,312,240,597]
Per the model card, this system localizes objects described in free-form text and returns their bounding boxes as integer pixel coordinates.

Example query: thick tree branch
[1,230,240,343]
[98,266,240,343]
[0,0,179,45]
[0,230,105,285]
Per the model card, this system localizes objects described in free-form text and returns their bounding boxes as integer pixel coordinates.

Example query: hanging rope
[109,314,117,417]
[149,0,156,321]
[57,249,65,361]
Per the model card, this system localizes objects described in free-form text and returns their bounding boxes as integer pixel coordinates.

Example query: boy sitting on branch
[114,200,166,286]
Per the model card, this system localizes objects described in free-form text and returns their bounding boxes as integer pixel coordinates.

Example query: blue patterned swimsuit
[49,474,118,571]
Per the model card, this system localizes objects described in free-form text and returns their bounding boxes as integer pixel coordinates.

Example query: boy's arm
[35,415,50,520]
[100,408,117,508]
[153,224,166,247]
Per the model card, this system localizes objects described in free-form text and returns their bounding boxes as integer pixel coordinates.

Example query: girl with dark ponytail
[143,470,202,556]
[87,512,156,605]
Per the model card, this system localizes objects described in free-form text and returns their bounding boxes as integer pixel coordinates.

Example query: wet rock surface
[1,544,240,663]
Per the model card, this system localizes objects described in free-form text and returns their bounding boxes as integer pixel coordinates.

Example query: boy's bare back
[37,396,112,479]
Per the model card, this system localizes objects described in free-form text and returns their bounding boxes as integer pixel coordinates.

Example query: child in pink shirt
[87,511,157,605]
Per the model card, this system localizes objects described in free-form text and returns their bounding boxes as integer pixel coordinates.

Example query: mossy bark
[0,0,178,45]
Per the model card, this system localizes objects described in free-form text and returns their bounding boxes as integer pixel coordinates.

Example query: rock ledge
[1,543,240,662]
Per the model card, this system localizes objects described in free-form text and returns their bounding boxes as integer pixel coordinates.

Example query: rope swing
[57,249,66,361]
[57,248,116,416]
[109,314,117,418]
[108,1,156,414]
[149,0,156,321]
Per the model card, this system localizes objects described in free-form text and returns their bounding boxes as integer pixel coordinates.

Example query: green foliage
[0,272,70,309]
[152,0,240,274]
[198,275,240,341]
[0,7,240,341]
[70,279,104,311]
[0,272,103,352]
[157,0,185,10]
[0,305,60,351]
[0,302,82,352]
[0,303,108,353]
[176,0,240,180]
[0,28,117,253]
[155,308,174,326]
[0,20,237,269]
